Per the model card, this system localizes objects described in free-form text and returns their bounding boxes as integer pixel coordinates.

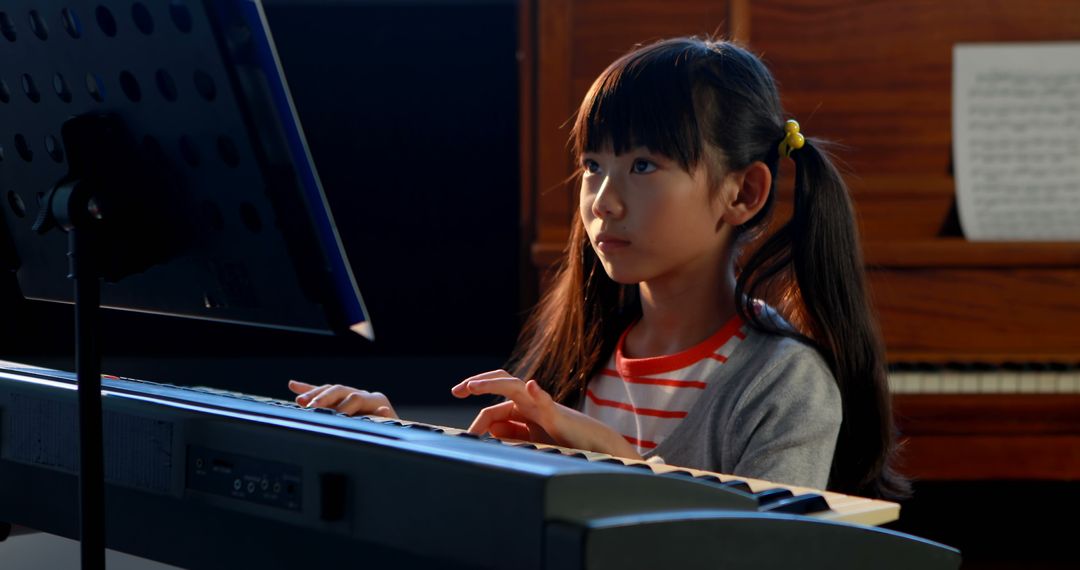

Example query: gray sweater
[644,327,842,490]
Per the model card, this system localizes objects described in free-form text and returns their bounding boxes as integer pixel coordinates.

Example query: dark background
[0,0,521,406]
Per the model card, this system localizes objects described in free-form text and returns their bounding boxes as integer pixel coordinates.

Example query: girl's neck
[625,256,737,359]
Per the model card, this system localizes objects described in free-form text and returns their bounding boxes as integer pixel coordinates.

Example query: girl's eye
[632,159,657,174]
[582,159,601,174]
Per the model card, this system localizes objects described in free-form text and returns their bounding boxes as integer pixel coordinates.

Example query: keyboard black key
[595,458,624,465]
[717,480,753,494]
[689,475,753,494]
[754,488,794,506]
[761,493,831,515]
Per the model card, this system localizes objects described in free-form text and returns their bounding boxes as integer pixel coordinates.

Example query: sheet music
[953,43,1080,240]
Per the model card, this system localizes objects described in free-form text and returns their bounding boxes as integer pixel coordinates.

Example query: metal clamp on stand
[30,114,178,570]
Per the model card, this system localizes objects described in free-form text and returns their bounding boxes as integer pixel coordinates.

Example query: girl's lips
[596,239,631,254]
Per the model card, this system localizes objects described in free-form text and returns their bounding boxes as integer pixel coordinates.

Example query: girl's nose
[592,177,625,220]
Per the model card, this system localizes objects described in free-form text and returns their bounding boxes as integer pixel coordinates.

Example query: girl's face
[579,147,730,286]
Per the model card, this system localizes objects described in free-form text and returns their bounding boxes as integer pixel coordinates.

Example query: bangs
[572,40,707,172]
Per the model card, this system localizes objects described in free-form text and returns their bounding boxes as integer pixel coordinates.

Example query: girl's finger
[296,384,334,405]
[461,369,514,383]
[526,380,555,408]
[451,374,517,398]
[489,420,532,441]
[524,380,557,420]
[336,391,385,416]
[454,378,530,401]
[372,406,397,418]
[307,385,360,409]
[287,380,316,394]
[467,400,519,434]
[526,379,549,398]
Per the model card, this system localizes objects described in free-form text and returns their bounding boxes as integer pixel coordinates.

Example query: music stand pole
[36,175,109,570]
[72,226,105,570]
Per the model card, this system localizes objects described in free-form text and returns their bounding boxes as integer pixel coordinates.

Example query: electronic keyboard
[0,360,960,569]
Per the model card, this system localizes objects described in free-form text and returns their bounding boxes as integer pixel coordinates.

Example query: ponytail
[736,140,910,500]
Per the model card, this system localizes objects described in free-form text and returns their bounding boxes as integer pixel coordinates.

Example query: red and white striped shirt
[583,314,747,455]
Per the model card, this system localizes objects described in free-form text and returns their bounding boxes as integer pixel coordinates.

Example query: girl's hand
[451,370,642,459]
[287,380,398,418]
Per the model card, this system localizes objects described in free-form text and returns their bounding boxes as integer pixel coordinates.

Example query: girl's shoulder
[741,329,832,381]
[743,302,824,361]
[728,305,838,399]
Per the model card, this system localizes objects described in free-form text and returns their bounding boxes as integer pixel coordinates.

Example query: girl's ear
[720,161,771,226]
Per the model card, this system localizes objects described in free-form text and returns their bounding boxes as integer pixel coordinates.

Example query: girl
[289,37,909,500]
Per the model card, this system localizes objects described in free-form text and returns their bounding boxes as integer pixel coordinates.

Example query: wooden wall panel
[534,0,575,249]
[571,0,731,79]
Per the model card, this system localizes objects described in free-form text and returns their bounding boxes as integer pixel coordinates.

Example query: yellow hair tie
[778,119,805,158]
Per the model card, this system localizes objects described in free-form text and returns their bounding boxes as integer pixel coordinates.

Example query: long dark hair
[509,37,908,500]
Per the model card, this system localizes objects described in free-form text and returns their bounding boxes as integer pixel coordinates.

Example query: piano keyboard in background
[190,384,900,527]
[887,362,1080,394]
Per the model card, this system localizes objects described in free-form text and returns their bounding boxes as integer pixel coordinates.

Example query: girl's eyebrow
[632,151,672,165]
[626,147,669,159]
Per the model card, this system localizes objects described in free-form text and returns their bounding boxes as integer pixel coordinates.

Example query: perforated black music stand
[0,2,372,568]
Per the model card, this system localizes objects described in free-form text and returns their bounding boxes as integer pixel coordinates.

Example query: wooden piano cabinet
[893,395,1080,480]
[868,263,1080,363]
